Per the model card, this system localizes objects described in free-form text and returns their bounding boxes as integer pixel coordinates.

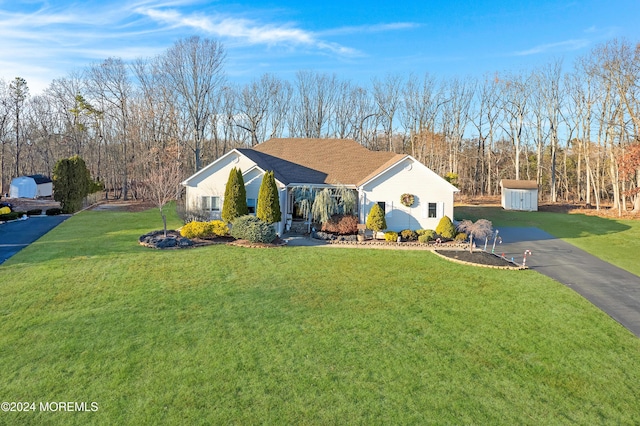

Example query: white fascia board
[181,149,245,186]
[357,155,460,193]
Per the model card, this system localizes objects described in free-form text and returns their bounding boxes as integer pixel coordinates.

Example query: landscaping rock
[139,230,194,249]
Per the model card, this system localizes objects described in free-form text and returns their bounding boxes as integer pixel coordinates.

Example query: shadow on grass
[455,206,631,239]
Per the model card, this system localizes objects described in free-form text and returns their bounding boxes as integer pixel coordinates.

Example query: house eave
[181,149,245,186]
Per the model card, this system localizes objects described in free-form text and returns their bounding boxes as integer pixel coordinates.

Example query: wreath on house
[400,193,415,207]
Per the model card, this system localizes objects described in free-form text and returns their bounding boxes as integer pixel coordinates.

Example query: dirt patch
[91,200,156,212]
[2,197,60,212]
[435,250,522,269]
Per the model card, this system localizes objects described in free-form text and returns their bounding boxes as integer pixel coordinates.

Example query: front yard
[1,207,640,424]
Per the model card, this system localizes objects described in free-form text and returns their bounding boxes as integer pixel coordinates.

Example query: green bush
[417,229,436,241]
[384,231,399,242]
[366,203,386,232]
[0,212,22,221]
[46,208,63,216]
[418,234,431,244]
[436,216,456,240]
[26,209,42,216]
[230,215,276,243]
[400,229,418,241]
[455,232,468,242]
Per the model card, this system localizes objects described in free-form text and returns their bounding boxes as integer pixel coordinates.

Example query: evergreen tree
[257,171,281,224]
[53,155,92,213]
[366,203,387,233]
[222,167,248,223]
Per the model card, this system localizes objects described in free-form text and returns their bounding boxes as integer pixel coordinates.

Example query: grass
[455,206,640,276]
[1,207,640,424]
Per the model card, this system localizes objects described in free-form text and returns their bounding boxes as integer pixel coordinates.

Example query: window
[202,196,221,211]
[211,196,221,212]
[377,201,386,212]
[428,203,437,218]
[201,196,210,211]
[247,198,256,214]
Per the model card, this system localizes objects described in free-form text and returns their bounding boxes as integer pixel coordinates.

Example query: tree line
[1,36,639,212]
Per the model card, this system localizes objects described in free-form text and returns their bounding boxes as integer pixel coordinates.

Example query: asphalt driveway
[0,215,69,264]
[498,227,640,338]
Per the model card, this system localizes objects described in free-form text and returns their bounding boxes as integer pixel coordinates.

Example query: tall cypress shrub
[53,155,92,213]
[257,171,281,224]
[366,203,387,233]
[221,167,248,223]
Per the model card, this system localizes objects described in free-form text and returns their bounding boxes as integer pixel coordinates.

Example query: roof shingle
[249,138,404,186]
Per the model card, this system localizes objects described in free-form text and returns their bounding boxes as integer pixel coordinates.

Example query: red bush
[321,214,358,235]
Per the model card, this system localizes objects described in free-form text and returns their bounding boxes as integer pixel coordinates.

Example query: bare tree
[373,73,403,151]
[500,72,531,180]
[142,146,183,237]
[161,36,226,171]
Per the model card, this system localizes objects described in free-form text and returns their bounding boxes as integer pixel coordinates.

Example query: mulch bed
[139,230,287,249]
[435,250,522,269]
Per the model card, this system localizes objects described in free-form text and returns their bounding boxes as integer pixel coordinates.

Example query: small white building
[9,175,53,199]
[182,138,459,234]
[500,179,538,211]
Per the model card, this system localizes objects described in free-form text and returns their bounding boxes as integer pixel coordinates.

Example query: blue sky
[1,0,639,94]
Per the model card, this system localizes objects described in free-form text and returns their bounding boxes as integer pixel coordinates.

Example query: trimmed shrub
[230,215,276,243]
[257,170,281,224]
[417,229,436,241]
[0,206,11,215]
[418,234,430,244]
[208,220,229,237]
[384,231,399,242]
[222,167,248,224]
[321,214,358,235]
[26,209,42,216]
[435,216,456,240]
[455,232,468,242]
[180,221,209,239]
[180,220,230,239]
[366,203,386,233]
[0,212,22,221]
[400,229,418,241]
[46,208,63,216]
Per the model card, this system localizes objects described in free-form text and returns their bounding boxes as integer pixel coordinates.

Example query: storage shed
[500,179,538,211]
[9,175,53,198]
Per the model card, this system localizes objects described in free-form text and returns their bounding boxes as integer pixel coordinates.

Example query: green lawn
[1,208,640,424]
[456,206,640,276]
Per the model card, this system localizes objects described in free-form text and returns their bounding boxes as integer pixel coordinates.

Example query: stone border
[432,249,526,270]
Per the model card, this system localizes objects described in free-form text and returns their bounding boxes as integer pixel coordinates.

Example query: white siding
[359,157,457,232]
[501,188,538,211]
[184,152,258,214]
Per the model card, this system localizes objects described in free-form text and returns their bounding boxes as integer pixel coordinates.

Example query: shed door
[510,190,531,211]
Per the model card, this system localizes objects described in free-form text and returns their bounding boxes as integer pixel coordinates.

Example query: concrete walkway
[497,227,640,338]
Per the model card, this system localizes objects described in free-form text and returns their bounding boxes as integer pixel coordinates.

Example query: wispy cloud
[515,39,590,56]
[318,22,420,37]
[135,6,362,56]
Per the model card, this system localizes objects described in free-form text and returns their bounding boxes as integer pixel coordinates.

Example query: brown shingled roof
[250,138,404,186]
[500,179,538,189]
